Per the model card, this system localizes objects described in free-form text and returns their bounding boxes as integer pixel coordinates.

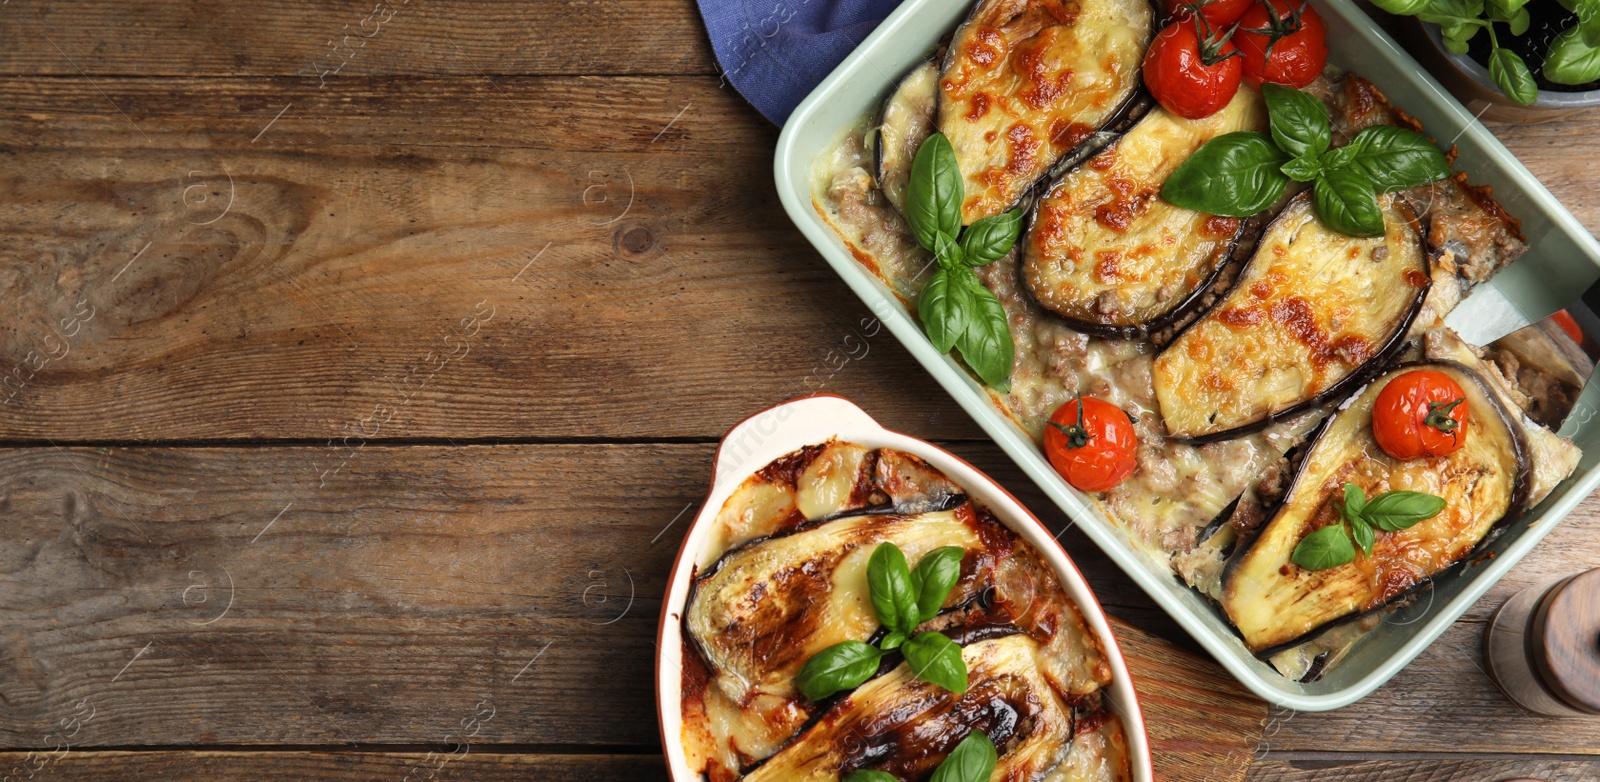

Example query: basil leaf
[907,133,963,252]
[1545,27,1600,85]
[931,731,997,782]
[1292,524,1356,571]
[1362,490,1447,532]
[1371,0,1429,14]
[881,631,906,651]
[1349,516,1376,556]
[843,772,900,782]
[1281,156,1321,182]
[1313,169,1385,238]
[1442,35,1470,55]
[1419,0,1486,23]
[902,632,968,694]
[1342,483,1367,517]
[796,641,882,701]
[1162,132,1291,218]
[1509,6,1531,35]
[918,269,972,353]
[1343,126,1452,192]
[1262,85,1331,162]
[959,208,1023,266]
[933,231,965,270]
[910,546,965,623]
[1489,47,1539,105]
[868,542,920,635]
[955,275,1015,391]
[1486,0,1526,19]
[1321,144,1359,172]
[1578,0,1600,45]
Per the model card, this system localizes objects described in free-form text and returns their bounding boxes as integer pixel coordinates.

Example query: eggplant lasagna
[680,441,1132,782]
[812,0,1581,680]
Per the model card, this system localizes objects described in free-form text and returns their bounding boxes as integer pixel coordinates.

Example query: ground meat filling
[811,67,1528,681]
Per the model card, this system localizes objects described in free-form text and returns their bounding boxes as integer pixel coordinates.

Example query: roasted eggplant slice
[1022,88,1267,338]
[741,635,1079,782]
[939,0,1154,224]
[877,60,941,214]
[1153,193,1430,441]
[687,510,992,706]
[1221,361,1528,654]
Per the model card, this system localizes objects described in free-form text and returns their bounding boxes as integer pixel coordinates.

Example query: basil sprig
[1162,85,1451,238]
[1291,483,1448,571]
[795,542,969,700]
[843,730,997,782]
[906,133,1019,390]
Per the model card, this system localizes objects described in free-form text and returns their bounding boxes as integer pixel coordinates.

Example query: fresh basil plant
[1292,483,1447,570]
[1373,0,1600,102]
[905,133,1020,391]
[842,730,997,782]
[1163,85,1451,238]
[794,542,969,701]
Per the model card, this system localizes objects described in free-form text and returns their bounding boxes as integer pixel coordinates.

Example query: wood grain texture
[1117,619,1264,782]
[0,751,669,781]
[0,0,714,77]
[0,76,979,442]
[0,441,1263,782]
[1248,756,1600,781]
[1,79,1599,445]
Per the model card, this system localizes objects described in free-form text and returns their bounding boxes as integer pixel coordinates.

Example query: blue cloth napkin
[697,0,907,125]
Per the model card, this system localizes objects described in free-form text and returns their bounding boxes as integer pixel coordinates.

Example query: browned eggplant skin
[935,0,1156,224]
[876,58,941,215]
[1152,196,1433,444]
[1219,360,1531,657]
[1019,89,1267,339]
[1021,184,1247,340]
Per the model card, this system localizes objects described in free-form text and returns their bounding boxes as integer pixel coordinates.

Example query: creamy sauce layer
[809,64,1536,682]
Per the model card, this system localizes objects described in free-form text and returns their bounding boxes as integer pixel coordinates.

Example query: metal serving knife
[1445,279,1600,429]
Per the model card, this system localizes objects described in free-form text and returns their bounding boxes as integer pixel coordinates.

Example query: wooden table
[2,2,1598,780]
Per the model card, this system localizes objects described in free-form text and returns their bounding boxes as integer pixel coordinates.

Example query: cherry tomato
[1163,0,1254,27]
[1372,370,1471,460]
[1143,18,1244,120]
[1552,309,1584,346]
[1234,0,1329,88]
[1044,397,1139,492]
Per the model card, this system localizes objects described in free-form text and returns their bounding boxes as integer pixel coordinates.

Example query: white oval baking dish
[655,394,1153,782]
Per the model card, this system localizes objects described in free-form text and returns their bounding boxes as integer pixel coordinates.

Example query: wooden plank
[1115,618,1264,782]
[1248,756,1600,781]
[0,751,667,781]
[0,1,714,77]
[0,77,975,442]
[0,442,1262,782]
[2,81,1599,445]
[3,449,1597,754]
[0,76,759,152]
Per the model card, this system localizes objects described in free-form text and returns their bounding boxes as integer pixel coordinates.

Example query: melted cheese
[688,511,985,699]
[682,444,1121,779]
[1222,362,1522,651]
[1023,89,1267,331]
[742,636,1076,782]
[940,0,1151,224]
[1154,194,1428,439]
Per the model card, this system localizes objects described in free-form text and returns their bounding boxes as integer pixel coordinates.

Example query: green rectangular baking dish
[773,0,1600,710]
